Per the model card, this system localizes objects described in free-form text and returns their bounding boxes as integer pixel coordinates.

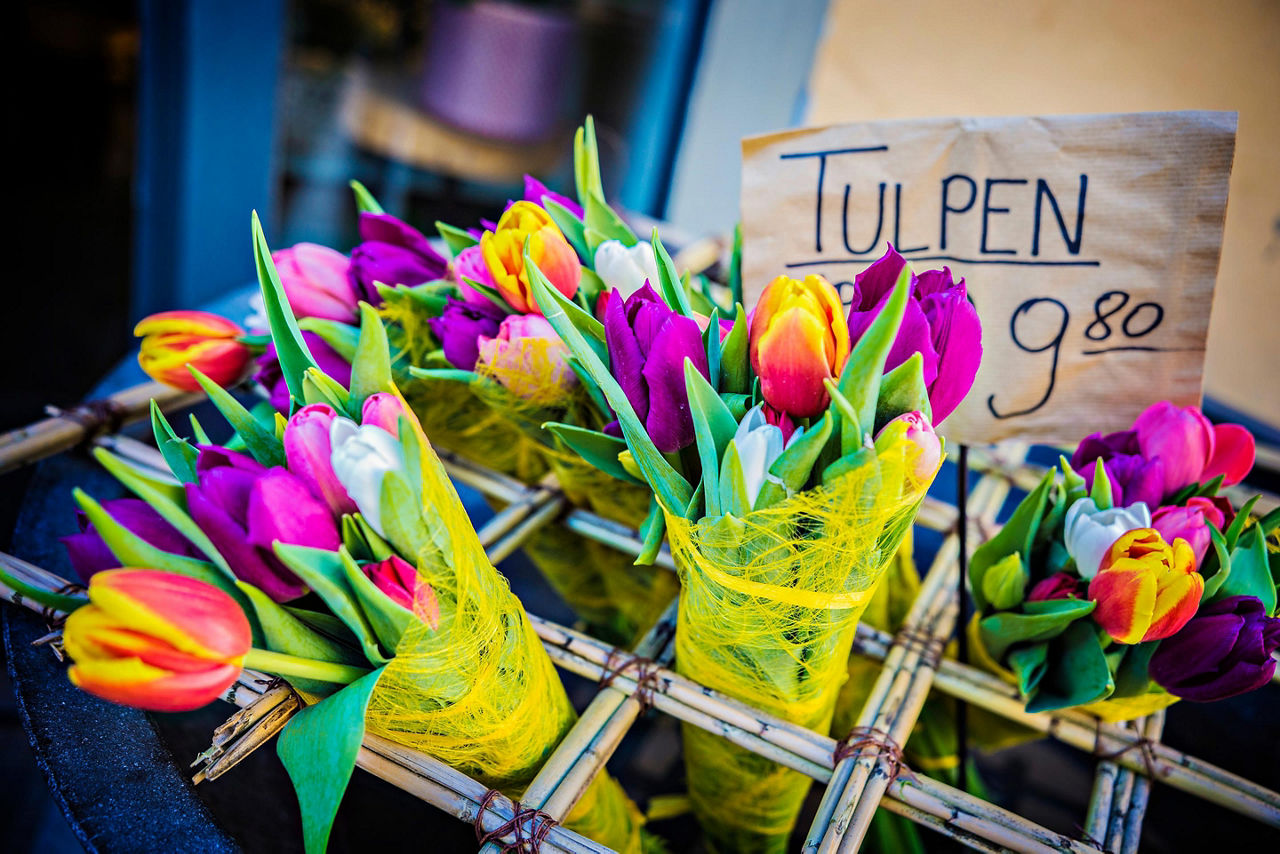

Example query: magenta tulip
[523,174,583,219]
[61,498,200,582]
[284,404,358,517]
[348,213,450,304]
[427,296,505,370]
[273,243,358,323]
[452,245,500,306]
[1151,496,1226,565]
[364,555,440,628]
[1027,572,1085,602]
[1071,429,1166,510]
[361,392,413,437]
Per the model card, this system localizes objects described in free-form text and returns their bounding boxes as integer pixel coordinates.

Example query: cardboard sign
[740,111,1237,446]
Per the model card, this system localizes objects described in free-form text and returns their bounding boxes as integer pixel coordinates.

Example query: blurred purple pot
[420,1,577,142]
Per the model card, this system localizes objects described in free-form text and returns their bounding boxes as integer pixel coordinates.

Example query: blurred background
[4,0,1278,851]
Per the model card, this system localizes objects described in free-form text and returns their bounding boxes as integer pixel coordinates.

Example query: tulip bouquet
[969,401,1279,720]
[8,222,650,854]
[525,229,982,851]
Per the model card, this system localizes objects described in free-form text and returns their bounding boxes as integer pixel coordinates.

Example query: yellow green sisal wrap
[667,434,932,853]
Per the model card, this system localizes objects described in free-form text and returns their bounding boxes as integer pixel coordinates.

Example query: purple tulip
[61,498,200,583]
[348,213,450,305]
[427,297,505,370]
[523,175,584,220]
[1149,595,1280,702]
[254,331,353,413]
[846,246,981,424]
[602,284,709,453]
[185,446,340,602]
[284,404,358,517]
[1071,430,1167,510]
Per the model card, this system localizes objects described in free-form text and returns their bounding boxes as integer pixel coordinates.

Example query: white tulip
[593,240,660,298]
[329,417,406,538]
[1062,497,1152,580]
[731,405,799,509]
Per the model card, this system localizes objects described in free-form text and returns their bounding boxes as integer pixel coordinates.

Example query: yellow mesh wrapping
[667,435,931,854]
[363,422,643,852]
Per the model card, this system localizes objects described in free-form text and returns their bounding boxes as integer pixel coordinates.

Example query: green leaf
[435,220,477,256]
[728,222,743,307]
[1223,495,1259,550]
[341,515,373,562]
[299,318,360,363]
[577,267,606,312]
[543,199,589,262]
[150,401,198,483]
[718,441,751,518]
[349,303,393,408]
[189,367,287,468]
[636,496,666,566]
[285,606,360,648]
[721,392,750,421]
[754,412,833,510]
[349,180,385,214]
[278,666,385,854]
[1202,523,1233,603]
[253,210,319,409]
[835,262,911,448]
[407,367,479,385]
[978,597,1096,660]
[1218,525,1276,615]
[274,544,391,666]
[354,514,393,561]
[1024,621,1114,713]
[1089,458,1112,509]
[719,304,750,395]
[527,248,692,512]
[969,468,1055,611]
[544,423,641,485]
[1059,456,1087,502]
[981,552,1027,611]
[1193,474,1226,498]
[573,115,604,207]
[584,191,637,253]
[93,447,233,576]
[685,359,738,516]
[189,414,213,446]
[237,582,365,695]
[336,549,416,655]
[685,273,716,316]
[703,307,722,391]
[874,352,932,433]
[459,275,516,315]
[1008,642,1049,701]
[1257,506,1280,537]
[652,230,693,316]
[1111,641,1161,698]
[821,445,876,485]
[302,368,352,415]
[0,563,86,613]
[564,355,610,418]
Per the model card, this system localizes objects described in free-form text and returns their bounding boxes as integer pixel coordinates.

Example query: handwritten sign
[740,112,1237,445]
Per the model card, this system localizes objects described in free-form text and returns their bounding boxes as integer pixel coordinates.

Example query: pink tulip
[361,392,415,437]
[874,411,942,482]
[273,244,358,323]
[1151,496,1226,565]
[452,244,499,306]
[364,555,440,628]
[284,404,358,517]
[476,314,578,400]
[1027,572,1084,602]
[1132,402,1215,501]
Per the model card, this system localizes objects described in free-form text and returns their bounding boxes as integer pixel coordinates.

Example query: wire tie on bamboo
[893,626,945,670]
[596,648,661,710]
[44,399,130,445]
[1093,719,1167,780]
[39,582,85,630]
[1072,823,1111,853]
[474,789,558,852]
[833,725,917,786]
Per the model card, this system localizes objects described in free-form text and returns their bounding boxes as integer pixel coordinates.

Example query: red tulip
[364,555,440,629]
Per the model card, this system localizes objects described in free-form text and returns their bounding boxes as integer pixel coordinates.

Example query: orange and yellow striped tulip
[63,569,251,712]
[135,310,252,391]
[748,274,850,418]
[480,201,580,314]
[1088,528,1202,644]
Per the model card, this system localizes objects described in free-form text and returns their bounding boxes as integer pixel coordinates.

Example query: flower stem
[243,648,371,685]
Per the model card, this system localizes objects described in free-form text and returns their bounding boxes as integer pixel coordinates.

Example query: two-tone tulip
[1132,402,1256,499]
[480,201,581,314]
[348,213,450,304]
[284,405,358,517]
[364,555,440,629]
[185,447,340,601]
[873,411,942,483]
[1088,527,1202,644]
[61,498,200,582]
[749,274,850,419]
[63,569,251,712]
[135,311,253,392]
[476,313,578,402]
[273,243,358,323]
[602,284,709,453]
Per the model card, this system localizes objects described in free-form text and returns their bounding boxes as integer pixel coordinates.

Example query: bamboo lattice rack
[1,386,1277,853]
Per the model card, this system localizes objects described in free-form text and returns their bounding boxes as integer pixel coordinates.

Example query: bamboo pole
[0,382,200,476]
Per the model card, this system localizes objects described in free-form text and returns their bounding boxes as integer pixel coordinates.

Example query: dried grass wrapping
[667,434,931,853]
[362,427,643,852]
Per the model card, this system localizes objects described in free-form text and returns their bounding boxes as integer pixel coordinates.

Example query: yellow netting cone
[667,434,931,853]
[362,420,643,852]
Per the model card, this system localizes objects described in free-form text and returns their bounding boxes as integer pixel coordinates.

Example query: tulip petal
[641,315,708,453]
[1089,566,1155,644]
[69,655,242,712]
[88,569,251,659]
[1202,423,1255,486]
[357,213,448,272]
[603,290,651,421]
[754,307,835,419]
[920,286,982,424]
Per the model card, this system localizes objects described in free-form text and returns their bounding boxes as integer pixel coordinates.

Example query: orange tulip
[748,274,850,418]
[63,569,251,712]
[480,201,580,313]
[1088,528,1202,644]
[135,310,252,391]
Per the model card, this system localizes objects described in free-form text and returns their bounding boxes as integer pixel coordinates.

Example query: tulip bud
[63,569,251,712]
[593,240,659,299]
[273,243,358,323]
[361,392,417,437]
[135,311,253,392]
[476,314,578,401]
[348,213,450,305]
[874,411,942,482]
[749,274,850,418]
[1088,527,1202,644]
[480,201,580,313]
[364,555,440,629]
[284,404,359,517]
[329,418,407,539]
